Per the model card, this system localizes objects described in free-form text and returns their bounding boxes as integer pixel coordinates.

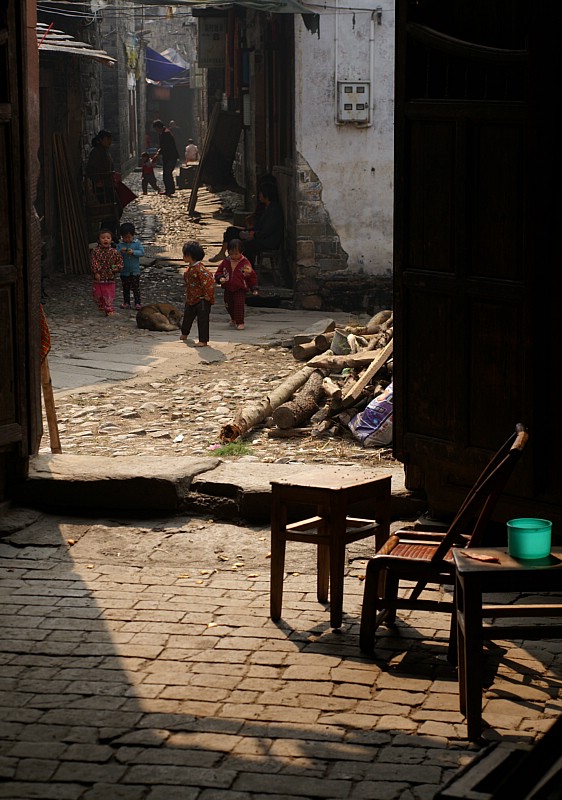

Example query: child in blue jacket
[117,222,145,309]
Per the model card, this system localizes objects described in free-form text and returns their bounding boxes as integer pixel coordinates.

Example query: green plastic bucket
[507,518,552,559]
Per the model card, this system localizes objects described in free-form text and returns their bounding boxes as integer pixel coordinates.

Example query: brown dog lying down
[136,303,182,332]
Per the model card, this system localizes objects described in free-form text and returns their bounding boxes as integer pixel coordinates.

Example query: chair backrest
[430,424,529,564]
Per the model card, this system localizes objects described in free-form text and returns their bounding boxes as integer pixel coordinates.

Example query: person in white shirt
[185,139,199,163]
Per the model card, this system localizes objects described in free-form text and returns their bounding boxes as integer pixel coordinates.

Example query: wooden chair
[359,424,529,655]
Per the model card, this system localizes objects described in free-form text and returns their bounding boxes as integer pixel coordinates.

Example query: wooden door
[0,0,41,502]
[394,1,561,521]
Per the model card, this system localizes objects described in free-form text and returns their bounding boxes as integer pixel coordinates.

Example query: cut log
[345,310,393,335]
[365,329,392,351]
[322,376,342,402]
[292,341,322,361]
[314,331,335,351]
[219,363,319,442]
[272,370,325,429]
[341,340,394,408]
[308,347,391,372]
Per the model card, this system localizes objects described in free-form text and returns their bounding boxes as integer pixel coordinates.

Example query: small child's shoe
[120,303,130,309]
[236,324,245,330]
[135,304,142,310]
[228,320,236,327]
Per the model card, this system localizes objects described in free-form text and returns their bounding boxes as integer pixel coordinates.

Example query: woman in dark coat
[209,182,284,265]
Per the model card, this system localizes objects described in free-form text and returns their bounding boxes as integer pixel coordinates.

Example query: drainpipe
[334,0,340,125]
[355,7,381,129]
[334,5,382,128]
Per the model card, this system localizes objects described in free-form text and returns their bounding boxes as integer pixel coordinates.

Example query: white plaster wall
[295,1,394,276]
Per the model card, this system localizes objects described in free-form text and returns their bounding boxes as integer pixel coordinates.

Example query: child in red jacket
[214,239,258,330]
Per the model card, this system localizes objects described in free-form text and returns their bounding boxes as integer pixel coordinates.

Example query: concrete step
[15,454,423,523]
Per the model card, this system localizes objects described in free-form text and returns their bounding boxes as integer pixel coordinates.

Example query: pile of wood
[219,310,394,444]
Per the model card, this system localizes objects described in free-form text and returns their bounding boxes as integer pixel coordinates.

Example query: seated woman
[209,183,283,264]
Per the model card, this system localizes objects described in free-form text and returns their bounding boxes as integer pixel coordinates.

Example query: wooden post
[41,357,62,453]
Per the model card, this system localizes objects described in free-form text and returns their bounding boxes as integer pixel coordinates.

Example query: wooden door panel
[0,281,20,438]
[467,299,528,452]
[408,120,456,273]
[402,287,457,442]
[0,0,41,501]
[394,1,562,522]
[469,123,526,281]
[395,63,533,512]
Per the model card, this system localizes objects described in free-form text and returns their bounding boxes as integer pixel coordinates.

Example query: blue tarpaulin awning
[146,47,189,84]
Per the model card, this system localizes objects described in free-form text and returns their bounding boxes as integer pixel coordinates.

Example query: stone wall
[294,154,392,312]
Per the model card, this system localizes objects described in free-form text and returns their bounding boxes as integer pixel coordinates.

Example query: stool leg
[372,477,392,550]
[270,489,287,621]
[328,507,347,629]
[316,509,330,603]
[317,542,329,603]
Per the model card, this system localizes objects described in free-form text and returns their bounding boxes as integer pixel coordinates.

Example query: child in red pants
[90,228,123,315]
[214,239,258,330]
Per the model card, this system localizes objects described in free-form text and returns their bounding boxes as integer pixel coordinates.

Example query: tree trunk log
[219,363,319,442]
[314,331,335,351]
[292,341,322,361]
[272,370,325,429]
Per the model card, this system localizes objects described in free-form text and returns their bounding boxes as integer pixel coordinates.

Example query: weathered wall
[294,3,394,311]
[100,1,138,175]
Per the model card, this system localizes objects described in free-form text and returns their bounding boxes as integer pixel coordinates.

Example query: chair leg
[359,560,385,654]
[383,571,399,626]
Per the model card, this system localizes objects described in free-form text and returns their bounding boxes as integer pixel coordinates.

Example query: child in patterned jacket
[179,240,215,347]
[90,228,123,316]
[214,239,258,330]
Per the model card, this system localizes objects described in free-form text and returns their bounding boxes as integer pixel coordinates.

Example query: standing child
[140,151,160,195]
[90,228,123,316]
[180,240,215,347]
[215,238,258,330]
[116,222,144,310]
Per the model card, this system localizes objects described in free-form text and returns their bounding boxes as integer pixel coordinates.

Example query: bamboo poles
[52,133,90,274]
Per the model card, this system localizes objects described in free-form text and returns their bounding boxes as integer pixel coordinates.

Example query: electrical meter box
[337,82,370,123]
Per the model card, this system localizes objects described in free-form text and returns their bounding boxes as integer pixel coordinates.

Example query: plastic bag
[348,382,393,447]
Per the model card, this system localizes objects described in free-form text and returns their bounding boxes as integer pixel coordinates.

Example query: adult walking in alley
[152,119,179,197]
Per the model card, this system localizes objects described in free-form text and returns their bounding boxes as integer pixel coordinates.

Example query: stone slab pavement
[16,454,422,523]
[1,506,561,799]
[47,307,348,393]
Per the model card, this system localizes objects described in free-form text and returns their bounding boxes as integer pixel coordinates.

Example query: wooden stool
[256,248,284,285]
[270,468,391,628]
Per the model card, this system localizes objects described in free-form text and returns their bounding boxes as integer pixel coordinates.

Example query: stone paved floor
[1,509,562,799]
[22,165,562,798]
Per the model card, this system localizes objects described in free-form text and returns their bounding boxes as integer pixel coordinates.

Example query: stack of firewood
[219,311,393,444]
